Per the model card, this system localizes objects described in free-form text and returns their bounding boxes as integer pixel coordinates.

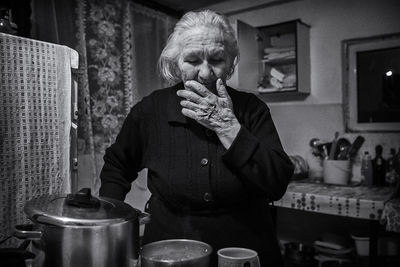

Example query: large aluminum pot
[15,188,150,267]
[140,239,212,267]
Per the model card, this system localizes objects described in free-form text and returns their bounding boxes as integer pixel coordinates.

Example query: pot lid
[24,188,138,226]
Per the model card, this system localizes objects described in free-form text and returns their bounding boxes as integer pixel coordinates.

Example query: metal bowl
[140,239,212,267]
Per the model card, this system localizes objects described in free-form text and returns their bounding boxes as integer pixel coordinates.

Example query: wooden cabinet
[230,19,310,101]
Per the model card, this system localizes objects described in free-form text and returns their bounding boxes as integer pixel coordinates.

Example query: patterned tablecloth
[274,179,399,232]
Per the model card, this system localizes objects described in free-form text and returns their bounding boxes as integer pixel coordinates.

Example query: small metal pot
[15,188,150,267]
[140,239,212,267]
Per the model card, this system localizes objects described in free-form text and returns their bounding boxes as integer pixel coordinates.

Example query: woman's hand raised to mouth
[177,79,241,149]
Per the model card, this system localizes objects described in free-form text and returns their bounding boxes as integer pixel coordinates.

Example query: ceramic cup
[217,247,260,267]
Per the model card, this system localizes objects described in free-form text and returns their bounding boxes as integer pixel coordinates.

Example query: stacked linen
[258,46,297,93]
[263,46,295,62]
[258,66,297,93]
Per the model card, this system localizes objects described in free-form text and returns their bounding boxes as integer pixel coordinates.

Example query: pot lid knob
[66,188,100,209]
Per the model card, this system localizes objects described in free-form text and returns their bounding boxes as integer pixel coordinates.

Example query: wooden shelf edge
[258,91,310,102]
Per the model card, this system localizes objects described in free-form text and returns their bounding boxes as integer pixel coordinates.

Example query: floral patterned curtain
[31,0,176,194]
[72,0,176,194]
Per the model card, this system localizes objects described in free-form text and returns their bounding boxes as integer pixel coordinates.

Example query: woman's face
[177,26,232,92]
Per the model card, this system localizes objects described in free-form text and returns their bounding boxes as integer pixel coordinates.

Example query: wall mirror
[342,33,400,132]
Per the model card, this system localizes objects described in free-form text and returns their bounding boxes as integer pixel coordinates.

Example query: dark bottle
[372,145,386,186]
[395,148,400,175]
[386,148,396,186]
[391,148,400,198]
[361,151,373,186]
[393,148,400,186]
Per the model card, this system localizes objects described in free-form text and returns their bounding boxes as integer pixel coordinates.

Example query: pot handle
[137,210,150,225]
[14,224,42,240]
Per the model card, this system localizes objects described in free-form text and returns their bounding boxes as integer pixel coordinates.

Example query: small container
[351,235,369,256]
[323,160,351,185]
[218,247,260,267]
[140,239,212,267]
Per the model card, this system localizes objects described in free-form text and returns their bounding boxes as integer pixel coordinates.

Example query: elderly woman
[100,10,294,266]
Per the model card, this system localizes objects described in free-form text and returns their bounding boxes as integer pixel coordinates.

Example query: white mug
[217,247,260,267]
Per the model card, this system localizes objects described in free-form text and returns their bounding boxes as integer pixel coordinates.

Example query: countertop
[273,179,400,232]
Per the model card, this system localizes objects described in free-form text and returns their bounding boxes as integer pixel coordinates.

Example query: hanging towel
[0,33,78,247]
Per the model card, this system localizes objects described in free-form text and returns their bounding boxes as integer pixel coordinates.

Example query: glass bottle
[372,145,386,186]
[386,148,396,186]
[394,148,400,185]
[361,151,373,186]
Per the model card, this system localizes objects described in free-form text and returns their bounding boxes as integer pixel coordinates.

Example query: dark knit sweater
[99,83,294,266]
[99,83,293,208]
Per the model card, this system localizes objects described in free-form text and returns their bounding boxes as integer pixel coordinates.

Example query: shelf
[233,19,310,101]
[261,57,296,65]
[259,91,309,102]
[258,86,296,93]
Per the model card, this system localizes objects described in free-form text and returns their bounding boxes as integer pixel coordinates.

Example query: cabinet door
[296,21,311,95]
[235,20,259,92]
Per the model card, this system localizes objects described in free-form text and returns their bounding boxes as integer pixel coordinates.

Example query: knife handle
[347,136,365,159]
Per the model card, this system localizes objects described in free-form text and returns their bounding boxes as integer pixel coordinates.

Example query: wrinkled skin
[176,26,240,149]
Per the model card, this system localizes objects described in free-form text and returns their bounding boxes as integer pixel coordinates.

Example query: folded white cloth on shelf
[270,67,285,81]
[263,46,295,54]
[263,50,295,61]
[258,87,279,93]
[270,77,283,89]
[283,73,296,87]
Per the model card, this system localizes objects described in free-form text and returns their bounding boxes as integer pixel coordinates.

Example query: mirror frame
[342,33,400,132]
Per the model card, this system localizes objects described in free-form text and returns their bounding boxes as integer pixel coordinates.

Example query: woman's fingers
[180,100,199,110]
[178,89,217,110]
[181,108,209,121]
[184,80,210,97]
[180,100,215,117]
[177,89,202,104]
[216,78,229,98]
[181,108,197,120]
[177,80,235,128]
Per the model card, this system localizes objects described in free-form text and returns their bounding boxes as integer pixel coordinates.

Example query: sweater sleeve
[221,95,294,201]
[99,104,145,201]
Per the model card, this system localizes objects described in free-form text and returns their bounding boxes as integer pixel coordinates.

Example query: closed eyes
[185,58,200,64]
[184,56,225,65]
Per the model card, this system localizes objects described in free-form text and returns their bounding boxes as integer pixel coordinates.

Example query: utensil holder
[323,160,351,185]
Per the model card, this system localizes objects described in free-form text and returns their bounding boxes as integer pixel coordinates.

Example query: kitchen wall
[204,0,400,249]
[206,0,400,167]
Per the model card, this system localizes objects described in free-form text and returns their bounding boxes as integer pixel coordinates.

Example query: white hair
[158,10,239,84]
